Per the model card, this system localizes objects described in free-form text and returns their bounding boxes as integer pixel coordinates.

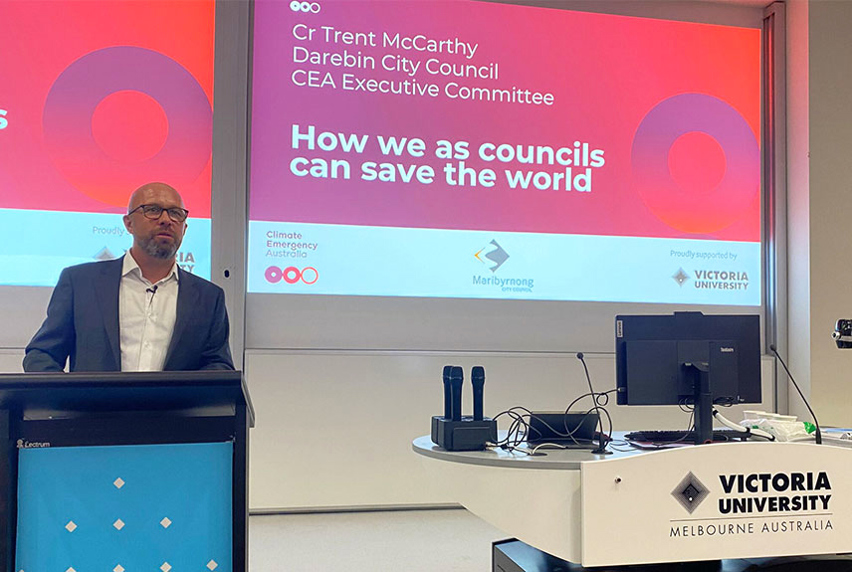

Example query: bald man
[24,183,234,372]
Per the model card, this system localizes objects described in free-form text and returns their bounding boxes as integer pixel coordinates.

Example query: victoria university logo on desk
[669,469,835,540]
[672,472,709,514]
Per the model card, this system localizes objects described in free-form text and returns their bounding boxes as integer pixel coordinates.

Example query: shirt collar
[122,252,180,285]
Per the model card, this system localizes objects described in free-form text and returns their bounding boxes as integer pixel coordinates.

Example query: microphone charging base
[431,416,497,451]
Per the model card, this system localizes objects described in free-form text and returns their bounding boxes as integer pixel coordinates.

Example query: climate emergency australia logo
[265,266,318,285]
[291,1,321,13]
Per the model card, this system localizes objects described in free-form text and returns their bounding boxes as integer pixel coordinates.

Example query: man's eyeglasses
[127,204,189,223]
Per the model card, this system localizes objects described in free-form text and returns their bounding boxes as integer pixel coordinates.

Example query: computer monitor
[615,312,761,444]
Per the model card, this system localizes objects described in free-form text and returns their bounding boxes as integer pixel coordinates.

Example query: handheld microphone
[471,366,485,421]
[769,344,822,444]
[442,365,453,420]
[450,366,464,422]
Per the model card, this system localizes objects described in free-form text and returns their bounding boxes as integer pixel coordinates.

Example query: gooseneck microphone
[769,344,822,445]
[442,365,453,420]
[577,352,611,455]
[471,366,485,421]
[450,366,464,422]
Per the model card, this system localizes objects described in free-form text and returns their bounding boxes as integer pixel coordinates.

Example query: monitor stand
[683,361,713,445]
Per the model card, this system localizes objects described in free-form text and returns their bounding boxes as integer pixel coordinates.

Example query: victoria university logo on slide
[672,267,749,292]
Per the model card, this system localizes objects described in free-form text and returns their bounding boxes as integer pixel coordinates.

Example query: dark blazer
[23,256,234,372]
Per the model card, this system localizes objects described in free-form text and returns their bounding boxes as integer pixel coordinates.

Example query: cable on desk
[490,407,598,453]
[576,353,613,452]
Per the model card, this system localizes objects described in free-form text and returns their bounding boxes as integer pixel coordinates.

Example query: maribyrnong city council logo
[673,472,709,514]
[475,240,509,272]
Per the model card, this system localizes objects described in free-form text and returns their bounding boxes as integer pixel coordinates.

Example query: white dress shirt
[119,253,179,371]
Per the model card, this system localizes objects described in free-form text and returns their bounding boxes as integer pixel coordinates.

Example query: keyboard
[624,429,750,444]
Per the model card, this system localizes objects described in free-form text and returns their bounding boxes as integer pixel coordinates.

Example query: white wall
[785,0,811,421]
[0,349,24,374]
[246,351,775,511]
[789,0,852,426]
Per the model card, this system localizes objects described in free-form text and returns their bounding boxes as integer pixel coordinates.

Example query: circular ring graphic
[265,266,283,283]
[300,267,319,284]
[43,46,213,207]
[283,266,302,284]
[631,93,759,235]
[91,90,169,162]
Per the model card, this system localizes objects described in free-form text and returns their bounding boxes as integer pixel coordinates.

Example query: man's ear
[123,214,133,233]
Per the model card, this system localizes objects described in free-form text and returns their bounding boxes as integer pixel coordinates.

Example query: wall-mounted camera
[832,319,852,348]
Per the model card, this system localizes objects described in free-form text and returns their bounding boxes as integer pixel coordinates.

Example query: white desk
[413,435,852,567]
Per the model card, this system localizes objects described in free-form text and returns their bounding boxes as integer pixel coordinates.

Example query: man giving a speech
[24,182,234,372]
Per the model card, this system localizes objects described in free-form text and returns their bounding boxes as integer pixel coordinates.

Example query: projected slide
[248,0,761,304]
[0,1,215,286]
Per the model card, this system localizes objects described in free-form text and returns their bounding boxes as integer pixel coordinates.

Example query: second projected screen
[248,0,760,305]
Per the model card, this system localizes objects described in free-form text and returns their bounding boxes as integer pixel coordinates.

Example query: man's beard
[141,235,179,259]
